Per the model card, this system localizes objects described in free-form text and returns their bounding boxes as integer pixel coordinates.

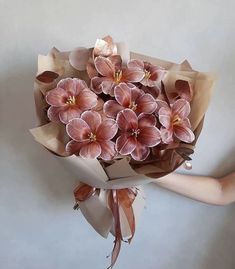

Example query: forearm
[153,172,235,205]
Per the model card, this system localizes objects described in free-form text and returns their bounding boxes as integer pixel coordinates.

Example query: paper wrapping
[30,41,215,238]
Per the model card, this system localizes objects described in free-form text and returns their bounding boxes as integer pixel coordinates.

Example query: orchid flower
[91,55,145,96]
[116,109,161,161]
[46,78,98,124]
[128,59,165,87]
[66,111,118,160]
[104,83,157,118]
[168,80,193,103]
[158,99,195,144]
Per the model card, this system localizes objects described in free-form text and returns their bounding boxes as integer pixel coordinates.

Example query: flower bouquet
[30,36,215,268]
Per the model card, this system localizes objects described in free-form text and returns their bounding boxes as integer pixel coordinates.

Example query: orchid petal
[174,126,195,143]
[46,88,68,106]
[172,99,190,118]
[59,107,82,124]
[138,126,161,147]
[81,111,102,133]
[131,142,150,161]
[136,93,157,114]
[103,100,123,118]
[76,88,97,110]
[96,119,118,140]
[47,106,64,122]
[114,83,132,106]
[138,114,157,128]
[66,118,91,142]
[116,109,138,131]
[116,134,137,155]
[87,61,98,79]
[79,142,102,159]
[122,68,145,82]
[66,140,88,155]
[108,55,122,70]
[127,59,144,70]
[94,56,115,77]
[160,127,174,144]
[91,77,106,94]
[99,140,117,160]
[175,80,193,102]
[141,85,160,99]
[101,80,115,96]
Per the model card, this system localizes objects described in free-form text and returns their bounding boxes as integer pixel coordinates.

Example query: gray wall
[0,0,234,268]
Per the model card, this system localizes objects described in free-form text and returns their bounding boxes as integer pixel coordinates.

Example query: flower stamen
[172,115,181,125]
[66,95,76,105]
[144,69,151,80]
[131,129,140,138]
[129,101,138,111]
[114,70,122,84]
[88,133,97,141]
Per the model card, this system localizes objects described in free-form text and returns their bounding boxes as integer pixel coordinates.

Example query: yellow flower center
[129,101,138,111]
[88,133,97,141]
[144,69,151,80]
[66,95,76,105]
[131,129,140,138]
[114,70,122,84]
[172,115,181,125]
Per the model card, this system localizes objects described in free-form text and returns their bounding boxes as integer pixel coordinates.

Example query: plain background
[0,0,235,268]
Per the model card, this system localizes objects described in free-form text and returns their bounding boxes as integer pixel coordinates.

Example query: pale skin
[153,171,235,205]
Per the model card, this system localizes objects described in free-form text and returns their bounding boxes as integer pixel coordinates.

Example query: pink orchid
[158,99,195,144]
[46,78,98,124]
[116,109,161,161]
[91,55,145,96]
[66,111,118,160]
[104,83,157,118]
[127,60,165,87]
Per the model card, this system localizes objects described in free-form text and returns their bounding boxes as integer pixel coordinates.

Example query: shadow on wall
[0,65,79,205]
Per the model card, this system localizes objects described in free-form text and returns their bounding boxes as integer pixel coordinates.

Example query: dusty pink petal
[158,106,172,129]
[81,111,102,133]
[96,119,118,140]
[127,59,144,70]
[138,114,157,128]
[175,80,193,102]
[73,79,89,95]
[66,140,88,155]
[46,88,68,106]
[116,134,137,155]
[59,107,82,124]
[156,100,169,114]
[172,99,190,118]
[116,109,138,131]
[104,100,123,118]
[87,61,98,79]
[174,126,195,143]
[149,68,165,83]
[141,85,160,99]
[138,126,161,147]
[91,77,106,94]
[94,56,115,77]
[99,140,117,160]
[108,55,122,70]
[79,142,102,159]
[130,84,143,101]
[182,118,191,128]
[76,89,97,110]
[47,106,65,122]
[57,78,74,92]
[66,118,91,141]
[114,83,132,106]
[161,127,174,144]
[101,80,115,96]
[122,68,145,82]
[136,93,157,114]
[131,142,150,161]
[140,77,157,87]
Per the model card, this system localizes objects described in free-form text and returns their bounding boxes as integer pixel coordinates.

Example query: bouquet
[30,36,215,268]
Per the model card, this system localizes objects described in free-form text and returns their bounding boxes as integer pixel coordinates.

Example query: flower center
[144,69,151,80]
[131,129,140,138]
[88,133,97,141]
[172,115,181,125]
[66,95,76,105]
[114,70,122,84]
[129,101,138,111]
